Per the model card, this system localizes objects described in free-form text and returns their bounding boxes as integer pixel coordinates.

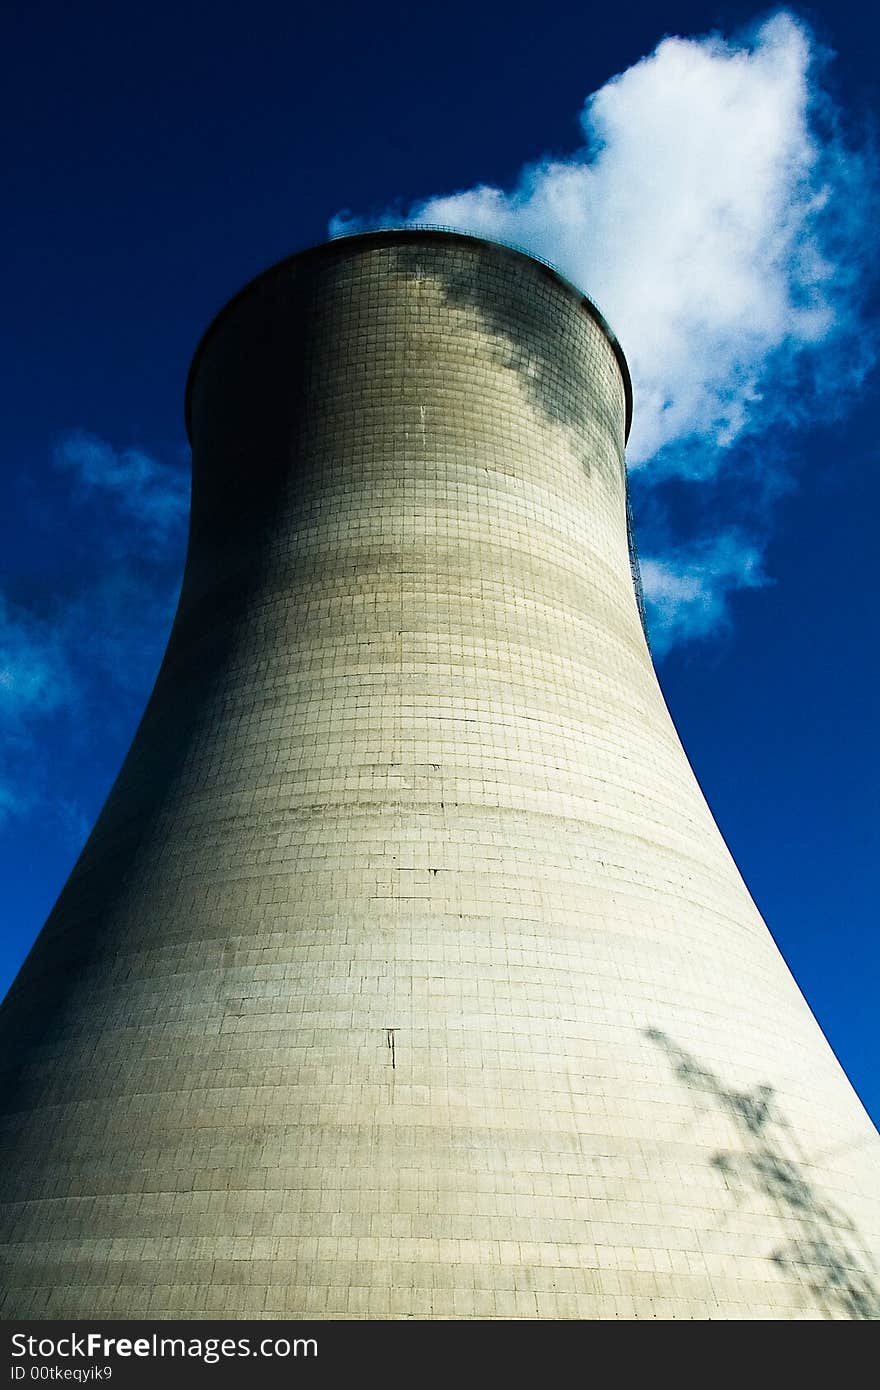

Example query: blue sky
[1,1,878,1121]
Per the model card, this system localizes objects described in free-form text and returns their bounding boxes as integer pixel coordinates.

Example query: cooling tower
[1,230,878,1321]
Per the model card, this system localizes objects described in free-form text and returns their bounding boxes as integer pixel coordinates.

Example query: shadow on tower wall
[646,1028,879,1319]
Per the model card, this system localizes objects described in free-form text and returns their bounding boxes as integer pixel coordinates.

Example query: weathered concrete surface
[1,231,878,1319]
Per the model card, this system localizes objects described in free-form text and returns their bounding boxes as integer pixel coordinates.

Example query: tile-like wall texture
[1,231,878,1319]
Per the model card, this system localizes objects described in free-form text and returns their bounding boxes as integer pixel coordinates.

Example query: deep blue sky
[1,1,877,1123]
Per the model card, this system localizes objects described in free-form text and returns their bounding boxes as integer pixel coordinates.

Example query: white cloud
[0,593,76,827]
[1,434,186,831]
[331,11,873,649]
[640,534,769,655]
[0,781,20,826]
[53,430,189,554]
[0,594,73,725]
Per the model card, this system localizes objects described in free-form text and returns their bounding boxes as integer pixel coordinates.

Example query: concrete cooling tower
[1,229,878,1320]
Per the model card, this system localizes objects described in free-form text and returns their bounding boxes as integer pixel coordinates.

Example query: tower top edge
[183,227,633,445]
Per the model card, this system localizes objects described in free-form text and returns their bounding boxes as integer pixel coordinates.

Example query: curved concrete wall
[1,232,878,1319]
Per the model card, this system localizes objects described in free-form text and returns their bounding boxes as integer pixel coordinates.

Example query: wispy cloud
[0,435,188,831]
[0,781,21,826]
[640,534,769,656]
[0,594,74,728]
[53,430,189,555]
[332,10,875,649]
[0,593,77,828]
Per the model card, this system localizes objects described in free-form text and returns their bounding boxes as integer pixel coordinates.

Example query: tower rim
[183,226,634,446]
